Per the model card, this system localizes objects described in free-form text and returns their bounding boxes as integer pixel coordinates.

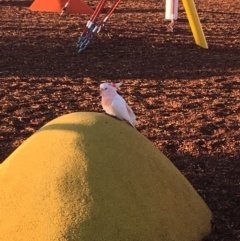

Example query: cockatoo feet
[104,113,135,128]
[104,113,120,120]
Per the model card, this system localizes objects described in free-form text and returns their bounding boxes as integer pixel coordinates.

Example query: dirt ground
[0,0,239,240]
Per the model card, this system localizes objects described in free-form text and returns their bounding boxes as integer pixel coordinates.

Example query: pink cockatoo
[100,82,138,127]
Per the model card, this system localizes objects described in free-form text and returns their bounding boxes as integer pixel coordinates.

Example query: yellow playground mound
[0,112,212,241]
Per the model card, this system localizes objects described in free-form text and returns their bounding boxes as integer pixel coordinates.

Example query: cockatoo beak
[100,87,104,95]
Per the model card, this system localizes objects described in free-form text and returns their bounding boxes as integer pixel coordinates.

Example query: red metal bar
[97,0,122,26]
[90,0,108,22]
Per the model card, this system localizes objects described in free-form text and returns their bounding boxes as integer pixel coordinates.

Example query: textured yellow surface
[0,112,212,241]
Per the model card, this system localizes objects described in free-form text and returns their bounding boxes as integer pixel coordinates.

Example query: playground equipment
[165,0,208,48]
[77,0,122,53]
[76,0,208,52]
[29,0,208,51]
[182,0,208,48]
[165,0,179,32]
[29,0,93,15]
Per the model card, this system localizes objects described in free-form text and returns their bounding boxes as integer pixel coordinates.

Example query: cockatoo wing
[111,95,134,126]
[126,105,137,125]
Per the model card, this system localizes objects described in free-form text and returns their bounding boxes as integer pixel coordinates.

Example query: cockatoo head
[100,82,122,96]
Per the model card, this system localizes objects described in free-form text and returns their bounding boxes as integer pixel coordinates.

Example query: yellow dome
[0,112,212,241]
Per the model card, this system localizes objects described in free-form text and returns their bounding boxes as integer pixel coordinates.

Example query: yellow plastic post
[182,0,208,49]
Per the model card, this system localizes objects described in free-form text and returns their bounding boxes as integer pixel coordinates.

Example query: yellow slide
[182,0,208,49]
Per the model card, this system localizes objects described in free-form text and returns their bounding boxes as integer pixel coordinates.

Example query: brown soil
[0,0,239,240]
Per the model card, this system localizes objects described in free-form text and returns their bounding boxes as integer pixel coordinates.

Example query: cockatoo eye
[105,88,107,90]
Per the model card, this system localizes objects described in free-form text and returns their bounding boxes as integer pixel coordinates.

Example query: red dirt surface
[0,0,239,240]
